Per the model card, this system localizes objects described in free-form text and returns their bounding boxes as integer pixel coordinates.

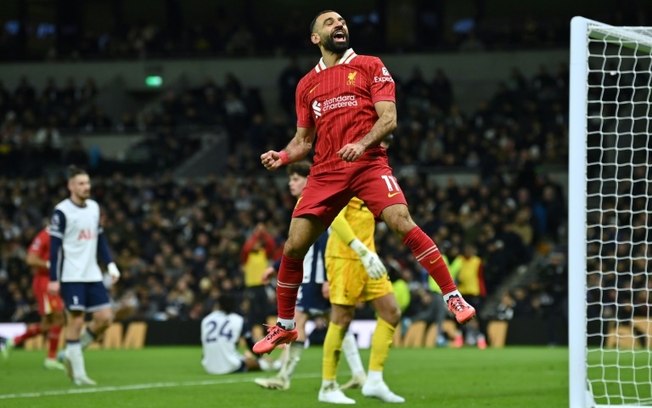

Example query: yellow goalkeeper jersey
[326,197,376,260]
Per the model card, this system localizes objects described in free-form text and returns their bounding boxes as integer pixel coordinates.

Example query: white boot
[340,372,367,390]
[362,380,405,403]
[318,382,356,404]
[254,376,290,390]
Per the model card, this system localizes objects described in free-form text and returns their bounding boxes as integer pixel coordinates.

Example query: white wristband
[349,239,368,256]
[107,262,120,278]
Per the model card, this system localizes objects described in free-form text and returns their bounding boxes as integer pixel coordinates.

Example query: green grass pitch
[0,346,568,407]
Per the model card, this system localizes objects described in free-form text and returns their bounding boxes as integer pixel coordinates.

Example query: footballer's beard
[76,190,90,201]
[322,34,349,54]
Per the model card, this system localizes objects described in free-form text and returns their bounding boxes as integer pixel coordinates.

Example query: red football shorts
[32,275,64,315]
[293,157,408,226]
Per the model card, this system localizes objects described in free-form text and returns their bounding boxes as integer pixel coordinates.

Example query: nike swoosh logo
[387,192,401,198]
[429,255,442,264]
[309,84,319,94]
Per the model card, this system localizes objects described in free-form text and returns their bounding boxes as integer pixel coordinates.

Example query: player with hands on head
[254,10,475,361]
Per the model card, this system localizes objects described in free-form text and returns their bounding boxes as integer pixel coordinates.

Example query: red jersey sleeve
[367,57,396,104]
[295,77,315,129]
[28,229,50,261]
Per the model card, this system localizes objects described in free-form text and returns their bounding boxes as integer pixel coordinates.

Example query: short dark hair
[286,160,311,178]
[67,165,88,180]
[217,294,236,314]
[310,10,336,33]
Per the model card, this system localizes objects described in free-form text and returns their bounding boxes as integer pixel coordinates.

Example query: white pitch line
[0,372,321,400]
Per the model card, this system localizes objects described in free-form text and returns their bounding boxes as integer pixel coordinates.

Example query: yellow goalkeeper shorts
[326,257,394,306]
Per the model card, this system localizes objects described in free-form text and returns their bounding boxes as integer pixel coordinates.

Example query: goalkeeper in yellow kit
[318,138,405,405]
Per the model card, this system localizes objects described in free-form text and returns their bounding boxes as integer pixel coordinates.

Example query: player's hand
[261,150,284,170]
[349,239,387,279]
[47,281,60,295]
[108,262,121,283]
[337,142,366,162]
[261,266,277,284]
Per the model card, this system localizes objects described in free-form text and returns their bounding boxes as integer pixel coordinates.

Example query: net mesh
[585,22,652,406]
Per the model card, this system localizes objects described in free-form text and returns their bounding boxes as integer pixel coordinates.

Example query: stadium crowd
[0,3,603,62]
[1,1,645,68]
[0,60,568,343]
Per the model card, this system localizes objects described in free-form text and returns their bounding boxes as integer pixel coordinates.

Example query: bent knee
[381,205,415,237]
[94,310,113,327]
[378,306,401,327]
[282,239,310,259]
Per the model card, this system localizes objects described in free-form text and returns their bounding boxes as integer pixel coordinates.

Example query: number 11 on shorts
[381,175,401,194]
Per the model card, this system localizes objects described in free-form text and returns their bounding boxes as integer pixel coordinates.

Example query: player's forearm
[49,236,62,282]
[282,137,312,163]
[97,232,114,264]
[358,106,397,150]
[26,253,48,269]
[330,209,357,245]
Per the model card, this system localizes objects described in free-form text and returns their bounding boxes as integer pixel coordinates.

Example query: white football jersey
[201,310,245,374]
[50,198,103,282]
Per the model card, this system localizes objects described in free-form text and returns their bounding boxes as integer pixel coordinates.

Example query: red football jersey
[295,48,396,175]
[28,228,50,276]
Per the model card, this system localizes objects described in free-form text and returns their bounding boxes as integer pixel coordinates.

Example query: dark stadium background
[0,0,647,347]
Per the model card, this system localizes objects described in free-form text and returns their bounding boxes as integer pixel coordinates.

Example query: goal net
[569,17,652,407]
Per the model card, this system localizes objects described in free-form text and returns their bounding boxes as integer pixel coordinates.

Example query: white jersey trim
[314,48,357,73]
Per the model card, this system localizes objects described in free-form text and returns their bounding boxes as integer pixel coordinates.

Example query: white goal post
[569,17,652,407]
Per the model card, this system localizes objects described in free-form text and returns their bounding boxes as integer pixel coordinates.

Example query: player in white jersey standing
[201,295,280,375]
[47,166,121,386]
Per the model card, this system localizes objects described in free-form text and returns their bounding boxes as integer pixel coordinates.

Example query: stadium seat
[424,323,438,348]
[487,320,509,348]
[123,322,147,349]
[441,320,458,340]
[633,318,652,348]
[23,335,44,351]
[102,323,124,349]
[605,323,641,349]
[402,321,427,348]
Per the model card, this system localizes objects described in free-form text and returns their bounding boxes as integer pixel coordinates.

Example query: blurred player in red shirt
[255,10,476,366]
[0,227,65,370]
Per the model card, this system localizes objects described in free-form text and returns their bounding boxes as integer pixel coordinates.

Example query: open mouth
[332,29,347,43]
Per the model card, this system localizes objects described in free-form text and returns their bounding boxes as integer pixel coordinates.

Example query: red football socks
[276,255,304,320]
[47,325,62,358]
[13,324,43,346]
[403,226,457,294]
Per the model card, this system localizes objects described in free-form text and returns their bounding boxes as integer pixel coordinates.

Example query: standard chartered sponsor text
[322,95,358,112]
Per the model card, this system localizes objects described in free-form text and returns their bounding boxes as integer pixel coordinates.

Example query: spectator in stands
[33,115,63,162]
[277,56,304,117]
[0,63,573,342]
[450,244,487,349]
[240,223,277,331]
[225,25,256,56]
[430,68,453,113]
[63,137,90,167]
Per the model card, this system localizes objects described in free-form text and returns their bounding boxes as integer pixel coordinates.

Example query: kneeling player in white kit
[201,295,280,375]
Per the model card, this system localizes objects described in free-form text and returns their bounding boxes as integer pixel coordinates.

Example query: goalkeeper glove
[107,262,121,281]
[349,239,386,279]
